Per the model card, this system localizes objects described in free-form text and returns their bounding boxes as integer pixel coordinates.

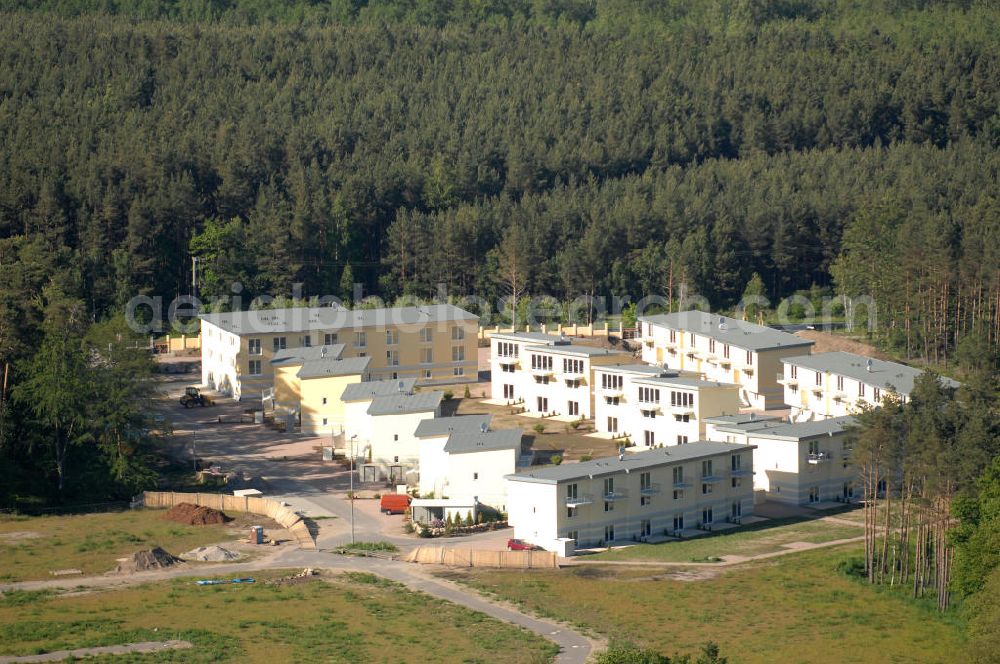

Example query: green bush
[533,423,546,435]
[551,455,562,465]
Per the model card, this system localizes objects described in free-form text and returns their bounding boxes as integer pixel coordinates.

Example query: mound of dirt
[112,547,182,574]
[163,502,231,525]
[181,545,241,562]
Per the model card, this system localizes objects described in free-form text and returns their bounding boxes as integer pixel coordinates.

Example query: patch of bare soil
[111,547,183,574]
[0,531,42,545]
[265,568,320,586]
[794,330,887,358]
[162,503,231,525]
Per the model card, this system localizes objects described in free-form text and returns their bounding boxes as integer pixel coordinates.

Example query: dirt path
[0,641,191,663]
[0,548,594,664]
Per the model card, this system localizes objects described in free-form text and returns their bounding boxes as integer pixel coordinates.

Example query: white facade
[705,415,858,505]
[417,425,521,511]
[505,441,755,552]
[490,332,569,405]
[518,344,628,419]
[779,351,961,421]
[638,311,813,410]
[594,366,742,450]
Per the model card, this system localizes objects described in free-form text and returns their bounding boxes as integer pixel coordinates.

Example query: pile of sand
[111,547,182,574]
[162,502,231,525]
[181,545,241,562]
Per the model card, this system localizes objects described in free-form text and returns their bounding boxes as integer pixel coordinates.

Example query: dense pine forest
[0,1,998,493]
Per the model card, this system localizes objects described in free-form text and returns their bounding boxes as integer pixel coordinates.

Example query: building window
[732,477,742,488]
[874,387,881,402]
[355,332,367,348]
[702,508,714,525]
[732,501,742,518]
[420,328,433,343]
[731,454,742,472]
[537,397,548,412]
[606,396,620,406]
[387,350,400,366]
[604,525,615,542]
[607,416,618,433]
[503,384,515,399]
[530,354,553,371]
[702,483,712,495]
[273,337,287,352]
[690,332,696,345]
[567,506,577,518]
[816,371,823,386]
[423,369,432,379]
[644,430,655,447]
[568,401,579,416]
[322,418,328,426]
[723,344,730,359]
[325,333,338,345]
[746,350,753,365]
[709,339,716,353]
[604,501,614,512]
[670,391,694,408]
[837,375,844,390]
[473,472,478,480]
[568,530,578,542]
[301,335,312,347]
[674,414,690,423]
[567,483,578,500]
[809,486,820,503]
[322,397,328,405]
[421,348,433,364]
[386,329,399,346]
[248,360,262,376]
[452,326,465,341]
[643,410,656,419]
[601,373,623,390]
[669,330,676,343]
[563,358,583,374]
[859,382,866,397]
[638,387,660,403]
[603,477,614,497]
[453,367,464,377]
[790,365,797,379]
[641,495,651,506]
[248,338,261,355]
[497,341,517,357]
[358,352,367,358]
[673,489,683,500]
[673,515,684,531]
[673,466,684,485]
[640,519,651,536]
[677,435,689,444]
[502,363,515,373]
[394,434,398,441]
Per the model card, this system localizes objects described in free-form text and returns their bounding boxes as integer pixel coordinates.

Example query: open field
[0,510,255,582]
[445,544,966,663]
[588,517,863,562]
[0,570,558,663]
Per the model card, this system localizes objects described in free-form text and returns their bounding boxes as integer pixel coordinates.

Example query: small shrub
[580,455,593,462]
[464,511,474,527]
[569,420,581,430]
[463,386,471,398]
[550,455,562,465]
[443,390,454,400]
[533,423,546,435]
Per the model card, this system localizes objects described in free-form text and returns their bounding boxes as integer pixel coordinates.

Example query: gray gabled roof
[593,363,675,377]
[638,310,814,352]
[714,415,856,441]
[367,391,443,416]
[523,344,626,358]
[444,428,523,454]
[270,344,345,366]
[340,378,418,402]
[414,414,493,438]
[704,413,782,426]
[491,331,570,345]
[505,441,752,485]
[297,356,371,379]
[782,351,960,395]
[201,303,477,336]
[632,375,737,391]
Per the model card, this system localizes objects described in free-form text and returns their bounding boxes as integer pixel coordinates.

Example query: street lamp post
[349,434,357,545]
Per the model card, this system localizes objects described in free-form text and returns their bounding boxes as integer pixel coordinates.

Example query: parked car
[506,538,540,551]
[379,494,411,515]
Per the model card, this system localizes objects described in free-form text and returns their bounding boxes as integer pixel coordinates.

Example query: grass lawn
[0,570,558,663]
[0,509,247,582]
[590,517,863,562]
[446,544,966,663]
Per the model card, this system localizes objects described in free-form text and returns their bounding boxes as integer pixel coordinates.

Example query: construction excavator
[179,387,212,408]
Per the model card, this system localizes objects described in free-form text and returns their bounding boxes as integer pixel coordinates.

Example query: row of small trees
[850,353,998,611]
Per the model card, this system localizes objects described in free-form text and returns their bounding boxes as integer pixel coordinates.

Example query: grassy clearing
[590,517,863,562]
[447,544,965,663]
[0,570,558,663]
[0,510,245,582]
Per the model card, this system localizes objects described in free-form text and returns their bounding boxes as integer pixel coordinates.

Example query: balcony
[807,452,832,464]
[530,367,554,377]
[777,372,797,386]
[603,490,629,501]
[672,479,690,488]
[600,386,624,398]
[643,337,655,347]
[565,494,593,507]
[741,367,754,375]
[640,483,662,496]
[497,355,519,366]
[730,467,752,477]
[638,403,661,414]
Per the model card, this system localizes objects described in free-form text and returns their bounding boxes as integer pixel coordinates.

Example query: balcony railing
[672,480,690,488]
[807,452,831,464]
[565,494,593,507]
[777,372,797,385]
[640,483,662,496]
[603,490,629,501]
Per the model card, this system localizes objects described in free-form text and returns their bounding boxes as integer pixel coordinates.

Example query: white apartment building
[416,414,493,496]
[417,425,522,511]
[200,303,478,401]
[704,414,858,505]
[505,441,755,553]
[779,351,961,421]
[490,331,570,404]
[638,311,814,410]
[594,365,742,449]
[503,343,629,419]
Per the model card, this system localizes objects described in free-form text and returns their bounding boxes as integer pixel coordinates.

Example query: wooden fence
[404,546,558,569]
[139,491,316,550]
